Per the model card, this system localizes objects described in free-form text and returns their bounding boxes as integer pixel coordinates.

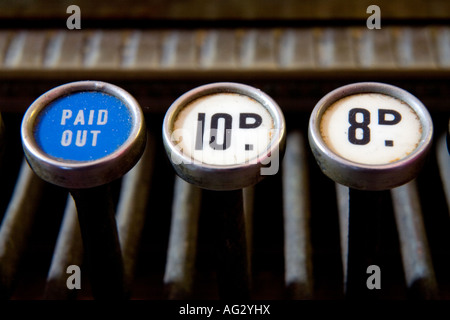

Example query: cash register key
[308,82,433,191]
[21,80,146,189]
[162,82,286,299]
[308,82,434,299]
[21,80,146,299]
[163,82,286,191]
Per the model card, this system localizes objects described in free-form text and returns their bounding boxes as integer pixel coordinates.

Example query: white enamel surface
[320,93,422,165]
[172,93,274,166]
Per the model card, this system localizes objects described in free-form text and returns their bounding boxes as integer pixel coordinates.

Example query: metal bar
[437,133,450,212]
[43,132,154,300]
[345,188,386,299]
[116,132,155,297]
[243,186,254,286]
[70,184,125,300]
[391,180,439,299]
[207,189,250,300]
[282,131,313,299]
[336,183,349,286]
[240,29,277,68]
[164,176,201,299]
[316,27,356,68]
[44,195,83,300]
[0,159,46,299]
[1,27,450,74]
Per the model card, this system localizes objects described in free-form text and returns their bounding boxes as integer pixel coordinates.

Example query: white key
[309,82,433,190]
[163,82,286,191]
[320,93,422,165]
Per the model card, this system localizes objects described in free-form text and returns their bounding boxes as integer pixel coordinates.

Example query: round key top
[21,80,146,300]
[163,82,286,191]
[309,82,433,190]
[309,82,434,299]
[163,82,285,299]
[21,80,146,189]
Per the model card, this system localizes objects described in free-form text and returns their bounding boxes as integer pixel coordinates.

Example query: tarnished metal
[391,180,439,299]
[44,196,83,300]
[164,176,201,299]
[162,82,286,191]
[345,188,387,299]
[308,82,433,191]
[437,133,450,212]
[243,186,254,284]
[0,27,449,78]
[206,189,250,300]
[43,131,155,299]
[116,131,155,296]
[0,159,46,299]
[335,183,349,287]
[282,131,313,299]
[21,80,146,189]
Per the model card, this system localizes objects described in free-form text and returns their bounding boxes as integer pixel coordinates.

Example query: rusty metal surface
[0,159,46,299]
[282,131,313,299]
[391,180,439,299]
[0,27,448,77]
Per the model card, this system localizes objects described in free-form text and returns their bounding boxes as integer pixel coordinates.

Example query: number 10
[195,112,262,151]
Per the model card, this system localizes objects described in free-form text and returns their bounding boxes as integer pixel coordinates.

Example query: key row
[7,81,443,299]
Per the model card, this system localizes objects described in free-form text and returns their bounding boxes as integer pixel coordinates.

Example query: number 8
[348,108,370,145]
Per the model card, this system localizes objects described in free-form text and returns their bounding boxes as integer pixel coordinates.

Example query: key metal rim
[162,82,286,191]
[21,80,146,189]
[308,82,433,191]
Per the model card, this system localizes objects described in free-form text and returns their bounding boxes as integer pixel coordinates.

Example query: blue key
[35,91,133,162]
[22,81,146,189]
[21,80,146,299]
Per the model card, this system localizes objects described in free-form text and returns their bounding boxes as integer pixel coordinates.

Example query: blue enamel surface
[34,91,132,162]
